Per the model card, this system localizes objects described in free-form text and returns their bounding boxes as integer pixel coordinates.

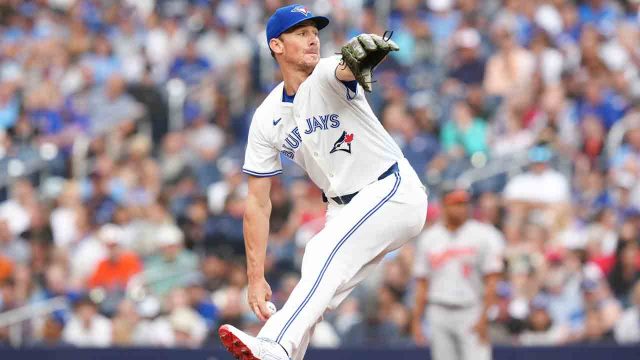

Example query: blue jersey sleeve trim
[242,168,283,177]
[282,88,296,103]
[340,80,358,93]
[340,80,358,100]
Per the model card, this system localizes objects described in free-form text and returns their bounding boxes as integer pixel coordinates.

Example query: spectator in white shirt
[0,179,36,236]
[504,145,570,205]
[519,294,570,345]
[62,297,112,347]
[614,280,640,344]
[0,218,30,265]
[503,145,571,227]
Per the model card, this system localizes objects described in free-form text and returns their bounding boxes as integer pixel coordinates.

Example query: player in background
[217,4,429,360]
[412,188,504,360]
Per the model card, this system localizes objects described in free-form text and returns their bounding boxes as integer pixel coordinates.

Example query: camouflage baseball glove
[340,32,399,92]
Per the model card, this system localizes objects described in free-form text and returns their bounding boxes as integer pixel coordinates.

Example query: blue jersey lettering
[329,114,340,128]
[303,114,341,134]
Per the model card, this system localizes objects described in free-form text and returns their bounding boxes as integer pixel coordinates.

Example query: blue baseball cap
[530,294,550,310]
[528,145,553,163]
[266,4,329,46]
[581,278,599,292]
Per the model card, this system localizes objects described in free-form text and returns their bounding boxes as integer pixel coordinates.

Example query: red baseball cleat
[218,324,290,360]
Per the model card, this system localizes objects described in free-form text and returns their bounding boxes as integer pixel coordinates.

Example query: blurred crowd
[0,0,639,350]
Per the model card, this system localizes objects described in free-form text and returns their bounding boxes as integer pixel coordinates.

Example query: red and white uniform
[413,220,504,360]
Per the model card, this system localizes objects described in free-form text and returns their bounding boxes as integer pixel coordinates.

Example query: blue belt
[322,162,399,205]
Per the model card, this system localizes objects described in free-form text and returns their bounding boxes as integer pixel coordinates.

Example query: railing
[0,154,44,189]
[125,268,201,301]
[0,296,69,347]
[166,78,187,132]
[453,151,530,190]
[606,112,640,159]
[0,266,201,347]
[82,78,186,172]
[0,88,155,195]
[71,135,91,180]
[451,150,574,193]
[71,106,150,180]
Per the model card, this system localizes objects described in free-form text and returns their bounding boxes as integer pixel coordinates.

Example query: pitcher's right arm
[244,175,275,321]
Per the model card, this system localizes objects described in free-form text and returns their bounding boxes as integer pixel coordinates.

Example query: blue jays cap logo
[330,131,354,154]
[292,5,310,16]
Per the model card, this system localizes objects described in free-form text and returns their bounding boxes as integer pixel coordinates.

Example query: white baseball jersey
[413,220,504,307]
[243,55,404,197]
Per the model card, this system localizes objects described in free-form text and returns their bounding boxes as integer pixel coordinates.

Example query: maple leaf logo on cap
[292,5,310,16]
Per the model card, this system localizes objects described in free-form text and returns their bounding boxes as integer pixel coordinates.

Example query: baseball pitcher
[218,4,429,360]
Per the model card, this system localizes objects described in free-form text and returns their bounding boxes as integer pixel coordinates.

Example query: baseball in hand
[266,301,277,315]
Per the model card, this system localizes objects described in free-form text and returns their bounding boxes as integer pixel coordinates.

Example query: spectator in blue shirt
[577,82,627,130]
[205,191,245,257]
[81,35,122,85]
[0,84,19,130]
[444,28,486,93]
[578,0,620,36]
[169,42,212,87]
[426,0,461,50]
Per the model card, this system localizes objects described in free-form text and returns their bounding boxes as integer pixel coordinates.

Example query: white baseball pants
[258,158,428,359]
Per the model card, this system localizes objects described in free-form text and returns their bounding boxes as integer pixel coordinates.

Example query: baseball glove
[340,32,399,92]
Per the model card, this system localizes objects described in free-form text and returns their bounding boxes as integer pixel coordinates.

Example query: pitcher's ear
[270,38,284,57]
